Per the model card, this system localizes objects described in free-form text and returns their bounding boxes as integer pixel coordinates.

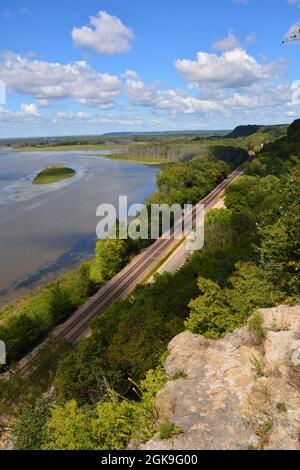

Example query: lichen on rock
[139,305,300,450]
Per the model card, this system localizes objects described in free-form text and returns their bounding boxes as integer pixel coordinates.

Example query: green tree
[91,396,136,450]
[14,398,51,450]
[185,277,237,339]
[93,238,129,282]
[48,281,73,323]
[43,400,95,450]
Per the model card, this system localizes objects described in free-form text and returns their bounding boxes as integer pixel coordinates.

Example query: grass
[105,154,171,165]
[159,421,182,440]
[248,312,266,346]
[250,355,265,377]
[33,166,76,185]
[14,143,127,152]
[276,401,287,412]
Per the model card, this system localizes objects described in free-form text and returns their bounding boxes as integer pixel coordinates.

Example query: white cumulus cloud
[175,48,287,88]
[72,11,134,55]
[212,31,240,51]
[20,103,39,116]
[0,52,122,108]
[125,79,220,114]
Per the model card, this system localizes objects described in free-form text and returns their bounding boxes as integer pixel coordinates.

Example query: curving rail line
[16,155,254,374]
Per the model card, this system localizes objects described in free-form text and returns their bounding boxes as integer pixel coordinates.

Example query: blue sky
[0,0,299,137]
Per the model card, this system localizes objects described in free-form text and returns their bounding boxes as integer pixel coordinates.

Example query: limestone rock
[140,305,300,450]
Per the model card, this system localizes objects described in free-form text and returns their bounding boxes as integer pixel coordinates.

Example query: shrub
[43,400,95,450]
[14,398,51,450]
[248,312,266,346]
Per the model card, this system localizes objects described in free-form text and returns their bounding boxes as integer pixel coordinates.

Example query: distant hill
[226,125,262,138]
[226,124,289,143]
[287,119,300,143]
[103,130,230,137]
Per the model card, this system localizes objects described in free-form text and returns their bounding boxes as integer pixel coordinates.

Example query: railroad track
[16,155,253,374]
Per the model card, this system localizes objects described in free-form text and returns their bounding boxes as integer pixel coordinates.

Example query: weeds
[250,355,265,377]
[248,312,266,347]
[159,420,182,440]
[276,401,287,412]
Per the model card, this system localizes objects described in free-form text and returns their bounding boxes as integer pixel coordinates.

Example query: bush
[185,262,280,339]
[14,398,51,450]
[43,400,95,450]
[185,277,238,339]
[44,366,167,450]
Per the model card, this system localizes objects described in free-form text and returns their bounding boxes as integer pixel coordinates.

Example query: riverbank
[0,150,158,308]
[103,154,170,165]
[12,143,127,152]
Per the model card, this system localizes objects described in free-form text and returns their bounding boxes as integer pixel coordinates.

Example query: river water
[0,149,158,306]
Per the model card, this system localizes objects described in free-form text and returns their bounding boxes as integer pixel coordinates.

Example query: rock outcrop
[140,305,300,450]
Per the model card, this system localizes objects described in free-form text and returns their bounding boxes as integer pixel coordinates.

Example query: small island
[33,165,76,185]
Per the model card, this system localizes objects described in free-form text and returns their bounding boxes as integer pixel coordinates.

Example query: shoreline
[11,145,170,165]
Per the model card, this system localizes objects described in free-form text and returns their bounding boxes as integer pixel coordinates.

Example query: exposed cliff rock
[140,305,300,450]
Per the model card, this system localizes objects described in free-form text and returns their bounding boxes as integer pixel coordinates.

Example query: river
[0,149,158,306]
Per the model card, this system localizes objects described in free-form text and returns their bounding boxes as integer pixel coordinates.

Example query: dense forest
[0,120,299,450]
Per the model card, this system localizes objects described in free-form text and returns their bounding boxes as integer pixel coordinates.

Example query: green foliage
[185,262,279,339]
[3,119,300,450]
[148,157,230,207]
[14,398,51,450]
[276,402,287,412]
[48,281,74,324]
[159,420,182,440]
[55,271,197,403]
[227,125,262,139]
[227,262,280,317]
[0,314,41,362]
[287,119,300,143]
[248,312,266,346]
[44,366,167,450]
[258,180,300,297]
[0,338,71,417]
[249,355,265,378]
[0,237,129,363]
[43,400,95,450]
[225,175,279,216]
[33,166,75,185]
[92,396,136,450]
[134,366,168,441]
[186,277,238,339]
[205,207,255,250]
[92,237,129,282]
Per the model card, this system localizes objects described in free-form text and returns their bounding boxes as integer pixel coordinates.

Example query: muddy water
[0,149,158,305]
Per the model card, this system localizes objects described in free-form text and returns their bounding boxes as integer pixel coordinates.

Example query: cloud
[0,52,122,108]
[20,103,39,116]
[0,103,40,120]
[72,11,134,55]
[245,32,256,45]
[125,79,220,114]
[122,70,139,79]
[175,48,287,88]
[0,106,145,138]
[212,31,240,51]
[287,0,300,8]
